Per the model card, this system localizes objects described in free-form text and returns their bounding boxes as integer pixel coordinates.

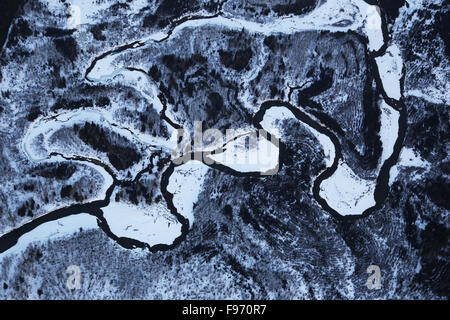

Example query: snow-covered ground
[102,200,182,247]
[166,160,209,228]
[208,132,280,175]
[0,214,99,261]
[22,108,175,180]
[318,97,402,216]
[405,88,450,105]
[378,100,400,168]
[260,106,335,167]
[42,0,149,29]
[259,106,296,139]
[163,0,374,39]
[23,109,173,160]
[375,44,403,101]
[389,147,431,185]
[355,1,384,52]
[88,68,165,114]
[85,0,384,95]
[319,160,377,216]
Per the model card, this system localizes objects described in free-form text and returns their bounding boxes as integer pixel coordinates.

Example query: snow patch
[389,147,431,185]
[208,132,279,175]
[354,1,384,52]
[375,44,403,100]
[166,160,209,228]
[378,100,400,167]
[102,200,182,247]
[319,160,376,216]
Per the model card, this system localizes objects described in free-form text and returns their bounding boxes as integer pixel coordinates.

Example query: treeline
[32,163,77,180]
[75,122,141,171]
[218,48,253,72]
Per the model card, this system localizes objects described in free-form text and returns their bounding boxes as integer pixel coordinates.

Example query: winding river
[0,0,407,254]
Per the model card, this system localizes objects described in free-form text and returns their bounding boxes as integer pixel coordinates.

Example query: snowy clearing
[375,44,403,100]
[319,160,377,216]
[166,160,209,228]
[101,200,182,247]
